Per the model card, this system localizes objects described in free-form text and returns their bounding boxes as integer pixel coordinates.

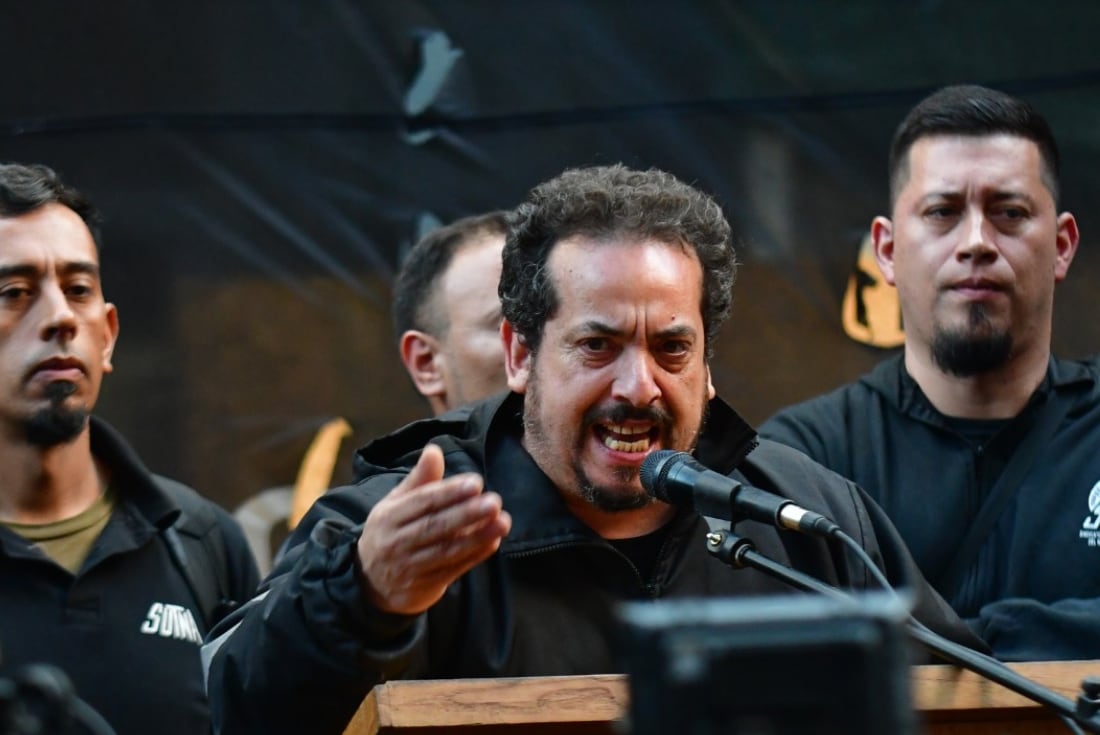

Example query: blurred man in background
[392,211,509,415]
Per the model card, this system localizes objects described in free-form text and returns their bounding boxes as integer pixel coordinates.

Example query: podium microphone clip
[1078,677,1100,722]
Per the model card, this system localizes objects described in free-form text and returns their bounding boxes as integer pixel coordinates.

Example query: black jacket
[761,354,1100,660]
[0,417,259,735]
[206,392,980,735]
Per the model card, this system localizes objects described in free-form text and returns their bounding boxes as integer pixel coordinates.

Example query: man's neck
[0,429,106,524]
[904,345,1050,419]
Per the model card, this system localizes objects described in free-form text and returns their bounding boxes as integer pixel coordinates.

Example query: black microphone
[640,450,840,537]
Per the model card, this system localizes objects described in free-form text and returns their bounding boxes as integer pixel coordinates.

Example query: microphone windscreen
[640,449,682,501]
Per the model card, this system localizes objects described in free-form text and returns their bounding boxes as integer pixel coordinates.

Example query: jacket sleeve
[204,481,427,735]
[210,502,262,614]
[759,401,843,468]
[853,483,993,660]
[967,597,1100,661]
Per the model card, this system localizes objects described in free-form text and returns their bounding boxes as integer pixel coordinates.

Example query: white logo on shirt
[140,602,203,644]
[1080,482,1100,547]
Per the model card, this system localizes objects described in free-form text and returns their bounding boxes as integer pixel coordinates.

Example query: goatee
[931,304,1012,377]
[23,381,88,447]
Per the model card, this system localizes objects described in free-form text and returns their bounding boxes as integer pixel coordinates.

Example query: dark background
[2,2,1097,517]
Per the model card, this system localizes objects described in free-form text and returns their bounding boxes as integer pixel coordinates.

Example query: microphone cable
[765,525,1097,735]
[642,450,1100,732]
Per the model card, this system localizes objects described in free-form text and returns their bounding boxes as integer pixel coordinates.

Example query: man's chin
[23,407,89,447]
[586,492,652,514]
[931,327,1013,377]
[577,474,652,513]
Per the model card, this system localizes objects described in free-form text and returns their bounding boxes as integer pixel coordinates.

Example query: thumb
[403,442,446,490]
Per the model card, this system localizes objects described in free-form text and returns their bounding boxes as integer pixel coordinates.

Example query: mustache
[582,402,673,428]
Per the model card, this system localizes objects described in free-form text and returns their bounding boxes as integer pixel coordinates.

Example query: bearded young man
[206,164,981,735]
[0,162,258,734]
[762,85,1098,661]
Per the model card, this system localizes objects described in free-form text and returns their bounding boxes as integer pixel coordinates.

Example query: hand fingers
[387,443,446,497]
[359,505,511,615]
[388,490,504,553]
[376,472,485,526]
[380,511,512,588]
[394,496,511,558]
[401,525,507,581]
[377,444,486,527]
[357,443,514,615]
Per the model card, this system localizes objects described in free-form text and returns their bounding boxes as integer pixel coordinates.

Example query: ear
[502,319,532,394]
[101,303,120,374]
[1054,212,1080,282]
[870,216,897,286]
[705,363,716,401]
[399,330,446,403]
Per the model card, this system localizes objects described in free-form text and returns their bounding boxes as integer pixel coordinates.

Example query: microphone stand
[704,527,1100,734]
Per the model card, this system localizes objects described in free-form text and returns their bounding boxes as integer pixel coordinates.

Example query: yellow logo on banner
[841,232,904,348]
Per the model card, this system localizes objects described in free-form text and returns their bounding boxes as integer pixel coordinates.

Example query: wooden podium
[344,660,1099,735]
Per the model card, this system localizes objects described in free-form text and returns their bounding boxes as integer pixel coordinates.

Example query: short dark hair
[500,164,737,356]
[392,211,508,338]
[888,85,1061,206]
[0,162,102,247]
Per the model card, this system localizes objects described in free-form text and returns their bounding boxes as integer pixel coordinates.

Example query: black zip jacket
[761,354,1100,661]
[0,417,260,735]
[206,392,982,735]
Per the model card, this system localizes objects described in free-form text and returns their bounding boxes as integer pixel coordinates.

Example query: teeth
[603,435,649,453]
[600,423,651,453]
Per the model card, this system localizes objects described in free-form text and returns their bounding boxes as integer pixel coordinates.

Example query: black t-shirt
[608,522,675,582]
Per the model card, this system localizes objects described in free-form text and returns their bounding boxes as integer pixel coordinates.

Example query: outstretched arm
[204,444,511,735]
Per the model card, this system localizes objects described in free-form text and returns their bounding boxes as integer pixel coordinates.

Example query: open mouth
[595,422,657,454]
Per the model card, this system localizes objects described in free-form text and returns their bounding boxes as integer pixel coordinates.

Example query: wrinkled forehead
[895,133,1055,203]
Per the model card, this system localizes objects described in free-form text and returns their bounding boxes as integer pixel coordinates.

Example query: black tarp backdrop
[1,2,1098,519]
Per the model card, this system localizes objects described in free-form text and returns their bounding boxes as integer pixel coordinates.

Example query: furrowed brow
[0,262,101,280]
[654,323,697,341]
[59,261,101,278]
[572,320,625,338]
[0,264,41,280]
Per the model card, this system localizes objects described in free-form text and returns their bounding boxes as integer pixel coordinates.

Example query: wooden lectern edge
[358,674,628,728]
[346,660,1100,734]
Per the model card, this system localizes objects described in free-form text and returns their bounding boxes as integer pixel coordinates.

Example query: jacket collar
[89,416,180,530]
[695,394,759,473]
[863,352,1097,425]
